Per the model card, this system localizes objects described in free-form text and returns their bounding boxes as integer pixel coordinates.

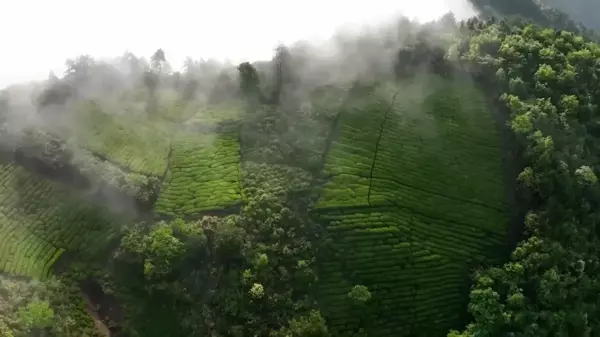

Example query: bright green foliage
[348,285,371,303]
[249,283,265,299]
[317,76,508,336]
[316,87,390,208]
[154,133,242,217]
[273,310,331,337]
[575,165,597,185]
[18,300,55,331]
[115,217,236,336]
[72,103,171,176]
[0,276,48,335]
[0,164,119,279]
[0,275,98,337]
[122,220,186,278]
[451,19,600,337]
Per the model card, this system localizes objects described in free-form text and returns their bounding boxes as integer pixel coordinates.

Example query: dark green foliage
[239,79,344,175]
[142,71,159,93]
[16,130,73,170]
[237,62,263,101]
[36,82,74,107]
[450,19,600,337]
[112,216,245,336]
[208,70,239,104]
[469,0,547,23]
[269,45,297,105]
[394,35,453,79]
[181,78,198,101]
[109,163,323,337]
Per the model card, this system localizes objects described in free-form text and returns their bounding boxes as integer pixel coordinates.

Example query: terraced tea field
[182,104,244,131]
[316,76,509,337]
[72,104,172,176]
[0,164,119,279]
[154,132,242,218]
[0,102,244,280]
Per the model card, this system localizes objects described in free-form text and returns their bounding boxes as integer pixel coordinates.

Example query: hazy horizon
[1,0,477,89]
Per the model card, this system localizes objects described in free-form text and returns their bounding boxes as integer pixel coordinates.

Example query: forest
[1,1,600,337]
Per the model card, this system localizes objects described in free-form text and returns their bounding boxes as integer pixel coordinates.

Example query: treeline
[449,17,600,336]
[541,0,600,32]
[32,50,239,112]
[467,0,599,39]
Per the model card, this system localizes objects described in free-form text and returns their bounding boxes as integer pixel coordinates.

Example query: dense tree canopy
[449,18,600,337]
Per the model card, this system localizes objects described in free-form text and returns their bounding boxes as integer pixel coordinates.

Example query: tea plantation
[316,77,509,337]
[0,164,119,279]
[0,76,510,337]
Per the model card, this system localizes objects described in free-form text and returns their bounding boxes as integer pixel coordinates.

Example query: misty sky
[1,0,476,89]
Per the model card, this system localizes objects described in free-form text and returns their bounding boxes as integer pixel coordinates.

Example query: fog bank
[1,0,476,89]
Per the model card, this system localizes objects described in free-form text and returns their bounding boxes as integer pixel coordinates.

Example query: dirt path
[82,292,111,337]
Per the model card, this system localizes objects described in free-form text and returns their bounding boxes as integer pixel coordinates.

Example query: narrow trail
[82,292,111,337]
[367,91,399,206]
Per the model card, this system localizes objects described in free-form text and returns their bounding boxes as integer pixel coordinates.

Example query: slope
[154,131,242,218]
[541,0,600,31]
[316,75,509,337]
[0,98,245,281]
[70,102,172,177]
[0,163,121,279]
[153,103,244,218]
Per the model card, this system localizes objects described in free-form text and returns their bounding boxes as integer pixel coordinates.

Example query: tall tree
[237,62,261,96]
[150,48,166,74]
[64,55,94,78]
[270,45,296,105]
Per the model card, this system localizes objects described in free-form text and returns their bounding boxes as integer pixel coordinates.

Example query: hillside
[541,0,600,31]
[0,11,600,337]
[467,0,600,37]
[315,76,509,337]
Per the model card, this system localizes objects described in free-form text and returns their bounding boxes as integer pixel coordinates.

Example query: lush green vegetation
[98,162,322,336]
[316,75,508,336]
[155,132,242,217]
[0,274,106,336]
[449,17,600,336]
[1,5,600,337]
[70,103,172,177]
[0,164,119,279]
